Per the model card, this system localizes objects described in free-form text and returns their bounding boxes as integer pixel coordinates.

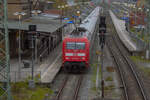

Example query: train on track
[62,7,101,72]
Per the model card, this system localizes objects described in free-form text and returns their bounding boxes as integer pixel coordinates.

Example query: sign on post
[29,25,37,31]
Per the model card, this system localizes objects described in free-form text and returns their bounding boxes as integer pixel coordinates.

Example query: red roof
[44,9,61,15]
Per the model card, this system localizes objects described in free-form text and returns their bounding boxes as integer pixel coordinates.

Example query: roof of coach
[65,27,87,37]
[63,7,100,43]
[63,36,89,42]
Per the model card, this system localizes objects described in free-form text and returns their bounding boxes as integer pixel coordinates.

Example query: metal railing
[25,39,49,63]
[38,41,49,58]
[39,47,49,62]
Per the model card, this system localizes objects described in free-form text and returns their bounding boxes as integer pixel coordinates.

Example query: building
[7,0,31,20]
[129,11,146,27]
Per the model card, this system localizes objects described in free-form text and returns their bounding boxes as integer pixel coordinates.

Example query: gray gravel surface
[130,61,150,99]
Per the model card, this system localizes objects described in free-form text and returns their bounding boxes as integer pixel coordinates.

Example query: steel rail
[73,75,83,100]
[113,36,148,100]
[55,75,83,100]
[107,41,129,100]
[55,75,69,100]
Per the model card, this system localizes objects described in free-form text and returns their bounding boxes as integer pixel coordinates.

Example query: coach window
[76,42,85,50]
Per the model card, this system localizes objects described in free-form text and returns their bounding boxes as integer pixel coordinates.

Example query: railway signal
[28,25,38,88]
[99,27,106,49]
[29,25,37,31]
[99,16,107,98]
[99,16,106,49]
[99,32,105,48]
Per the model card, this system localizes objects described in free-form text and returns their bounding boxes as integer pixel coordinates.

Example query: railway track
[55,74,83,100]
[107,36,148,100]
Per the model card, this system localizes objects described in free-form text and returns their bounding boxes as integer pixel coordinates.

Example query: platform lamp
[146,9,150,59]
[138,7,142,16]
[132,5,136,26]
[65,4,69,16]
[31,10,41,63]
[58,5,62,40]
[138,7,143,37]
[77,10,80,16]
[58,5,65,40]
[13,12,26,80]
[28,24,37,88]
[146,9,149,35]
[61,5,65,18]
[77,10,81,24]
[58,5,61,20]
[31,10,41,16]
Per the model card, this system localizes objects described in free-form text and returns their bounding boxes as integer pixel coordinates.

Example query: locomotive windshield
[66,42,75,49]
[76,43,85,49]
[66,42,85,50]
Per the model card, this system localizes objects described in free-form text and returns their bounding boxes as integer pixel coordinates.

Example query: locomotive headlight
[77,53,85,56]
[65,53,73,56]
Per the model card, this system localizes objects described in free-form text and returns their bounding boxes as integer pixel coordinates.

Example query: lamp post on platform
[132,5,136,26]
[28,24,37,88]
[146,9,149,59]
[76,10,80,24]
[65,4,69,16]
[146,9,149,35]
[13,12,26,80]
[58,5,66,40]
[31,10,41,63]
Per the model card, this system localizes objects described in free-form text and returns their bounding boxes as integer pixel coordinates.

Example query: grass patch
[139,67,150,76]
[91,63,97,84]
[90,61,101,92]
[131,38,137,43]
[131,56,150,77]
[0,89,4,96]
[130,27,136,33]
[104,85,115,91]
[91,63,101,84]
[0,83,6,96]
[91,86,97,91]
[105,76,113,81]
[130,56,150,63]
[25,74,41,83]
[106,67,114,72]
[11,82,53,100]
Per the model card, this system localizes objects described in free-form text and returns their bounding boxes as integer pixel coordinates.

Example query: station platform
[38,44,62,83]
[9,42,62,83]
[109,10,140,52]
[40,54,61,83]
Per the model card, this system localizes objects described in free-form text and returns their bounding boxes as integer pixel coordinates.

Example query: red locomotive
[62,31,90,72]
[62,7,100,72]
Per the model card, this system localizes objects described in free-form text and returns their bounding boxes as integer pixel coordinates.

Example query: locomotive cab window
[76,42,85,49]
[66,42,76,49]
[66,42,85,50]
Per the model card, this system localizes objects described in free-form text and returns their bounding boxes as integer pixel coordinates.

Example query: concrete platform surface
[109,10,139,52]
[41,53,61,83]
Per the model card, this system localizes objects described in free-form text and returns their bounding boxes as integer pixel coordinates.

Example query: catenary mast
[0,0,11,100]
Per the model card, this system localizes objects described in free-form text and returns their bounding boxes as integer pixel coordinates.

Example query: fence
[0,71,41,83]
[0,90,9,100]
[128,31,147,51]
